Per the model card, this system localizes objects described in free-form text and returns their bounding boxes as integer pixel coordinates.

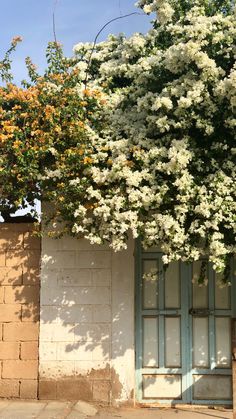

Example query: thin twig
[84,11,145,87]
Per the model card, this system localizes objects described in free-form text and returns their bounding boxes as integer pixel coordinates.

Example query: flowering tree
[0,40,104,224]
[67,0,235,280]
[0,0,235,281]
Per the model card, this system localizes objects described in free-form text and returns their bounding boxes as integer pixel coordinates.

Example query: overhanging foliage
[0,0,235,281]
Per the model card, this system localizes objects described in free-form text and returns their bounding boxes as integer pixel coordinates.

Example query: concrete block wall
[0,224,40,398]
[39,235,135,404]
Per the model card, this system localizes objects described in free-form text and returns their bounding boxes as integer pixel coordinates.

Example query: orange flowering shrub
[0,40,104,221]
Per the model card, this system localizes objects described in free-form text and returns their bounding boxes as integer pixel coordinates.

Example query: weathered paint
[39,231,135,404]
[136,244,235,405]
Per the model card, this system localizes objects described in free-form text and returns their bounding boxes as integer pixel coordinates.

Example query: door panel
[215,274,231,309]
[136,247,235,404]
[165,262,180,309]
[193,375,232,400]
[142,259,159,309]
[192,317,209,368]
[143,317,159,367]
[143,374,182,399]
[192,262,208,308]
[165,317,181,368]
[215,317,231,368]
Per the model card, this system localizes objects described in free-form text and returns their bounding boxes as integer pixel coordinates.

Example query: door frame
[135,243,236,405]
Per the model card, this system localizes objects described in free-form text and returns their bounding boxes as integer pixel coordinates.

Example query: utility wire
[85,11,145,86]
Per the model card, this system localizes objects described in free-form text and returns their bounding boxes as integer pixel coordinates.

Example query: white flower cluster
[67,0,236,278]
[143,268,159,282]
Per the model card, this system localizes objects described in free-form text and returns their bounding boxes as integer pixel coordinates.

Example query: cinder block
[60,305,93,324]
[0,288,4,303]
[93,380,111,402]
[0,267,23,285]
[20,379,38,399]
[6,250,40,268]
[41,286,110,306]
[76,251,111,269]
[40,272,58,289]
[0,223,34,233]
[39,306,60,323]
[39,361,75,378]
[91,342,111,361]
[73,323,111,342]
[38,380,57,400]
[57,379,93,400]
[21,304,39,322]
[57,342,93,362]
[5,251,27,267]
[23,268,40,285]
[4,285,40,305]
[23,232,41,250]
[0,253,5,267]
[21,341,38,360]
[3,323,39,341]
[0,342,19,360]
[58,269,93,287]
[0,304,21,322]
[24,250,41,268]
[56,236,109,251]
[0,324,2,340]
[41,251,76,269]
[39,287,54,306]
[0,230,23,250]
[40,323,74,342]
[39,342,57,361]
[92,305,111,323]
[0,379,19,397]
[92,269,111,286]
[73,360,110,378]
[2,360,38,379]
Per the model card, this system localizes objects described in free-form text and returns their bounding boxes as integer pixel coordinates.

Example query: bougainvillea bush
[0,0,235,282]
[70,0,236,279]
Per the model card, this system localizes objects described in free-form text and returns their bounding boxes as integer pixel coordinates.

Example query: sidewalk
[0,400,233,419]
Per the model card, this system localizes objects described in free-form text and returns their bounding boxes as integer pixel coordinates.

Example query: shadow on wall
[1,227,233,407]
[0,223,40,321]
[12,232,134,403]
[0,223,40,399]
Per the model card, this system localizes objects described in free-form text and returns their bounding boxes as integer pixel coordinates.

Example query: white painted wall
[39,233,135,403]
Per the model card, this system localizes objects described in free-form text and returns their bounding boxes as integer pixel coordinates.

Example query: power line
[85,11,145,86]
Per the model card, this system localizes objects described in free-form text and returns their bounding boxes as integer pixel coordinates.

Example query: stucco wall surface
[39,234,135,404]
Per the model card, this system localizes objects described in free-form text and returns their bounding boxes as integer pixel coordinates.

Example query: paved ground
[0,401,233,419]
[99,406,233,419]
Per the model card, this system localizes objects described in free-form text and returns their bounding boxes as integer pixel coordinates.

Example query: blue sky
[0,0,152,84]
[0,0,152,218]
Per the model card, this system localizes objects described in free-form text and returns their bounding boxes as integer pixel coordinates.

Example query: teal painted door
[135,247,235,404]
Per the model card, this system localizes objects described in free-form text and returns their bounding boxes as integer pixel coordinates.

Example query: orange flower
[83,157,93,164]
[12,140,22,149]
